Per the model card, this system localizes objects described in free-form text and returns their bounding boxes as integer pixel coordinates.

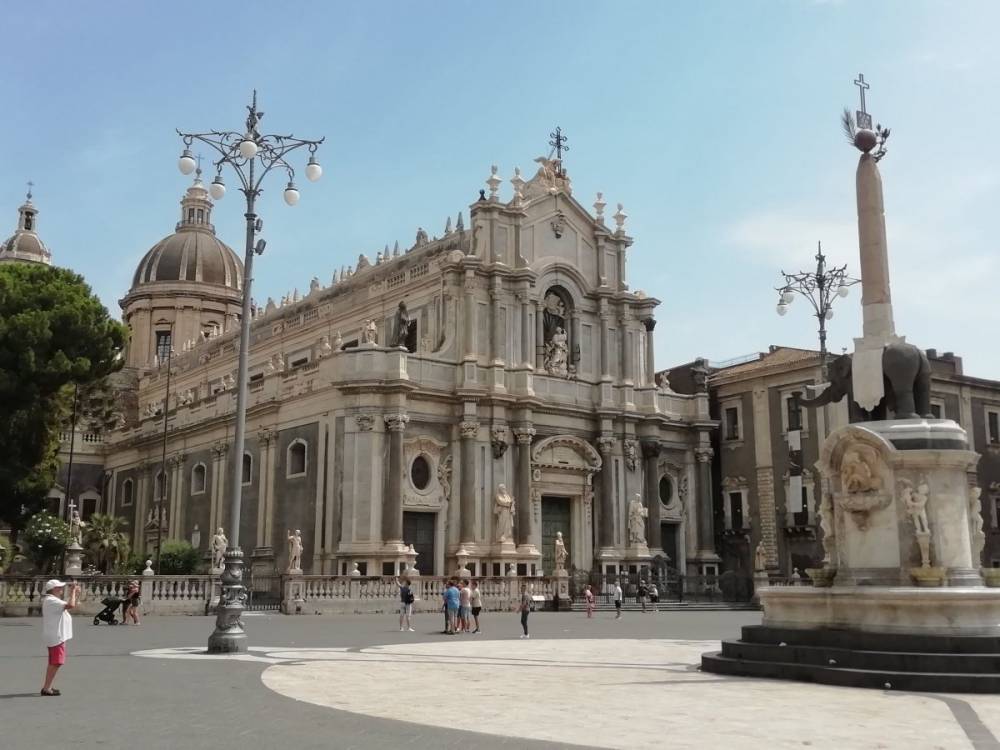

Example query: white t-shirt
[42,594,73,648]
[614,585,623,602]
[470,588,482,608]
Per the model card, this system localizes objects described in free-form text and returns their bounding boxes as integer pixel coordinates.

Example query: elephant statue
[801,342,932,422]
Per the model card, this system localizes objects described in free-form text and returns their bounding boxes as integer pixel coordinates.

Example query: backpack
[403,587,414,604]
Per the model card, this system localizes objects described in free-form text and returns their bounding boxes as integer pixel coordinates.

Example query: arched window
[242,453,253,485]
[121,478,134,507]
[287,440,307,477]
[191,463,207,495]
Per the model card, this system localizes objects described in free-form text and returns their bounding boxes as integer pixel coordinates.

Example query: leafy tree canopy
[0,264,126,530]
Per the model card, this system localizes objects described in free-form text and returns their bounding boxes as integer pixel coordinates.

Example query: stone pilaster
[596,436,617,553]
[534,299,545,371]
[517,291,532,368]
[642,318,656,385]
[459,420,479,544]
[255,428,275,551]
[382,414,409,546]
[694,446,720,568]
[209,442,229,542]
[513,425,537,553]
[642,440,662,552]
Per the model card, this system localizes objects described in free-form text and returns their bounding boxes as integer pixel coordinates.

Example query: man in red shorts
[41,579,79,696]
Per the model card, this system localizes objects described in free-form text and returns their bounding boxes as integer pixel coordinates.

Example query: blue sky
[3,1,999,377]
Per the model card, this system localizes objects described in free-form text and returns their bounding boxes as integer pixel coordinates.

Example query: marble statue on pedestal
[362,319,378,345]
[554,531,568,571]
[754,541,767,572]
[287,529,303,573]
[627,495,648,546]
[211,527,228,572]
[69,509,85,546]
[494,484,516,544]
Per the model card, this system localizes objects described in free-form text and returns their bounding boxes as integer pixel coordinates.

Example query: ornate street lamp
[775,241,858,378]
[178,91,324,653]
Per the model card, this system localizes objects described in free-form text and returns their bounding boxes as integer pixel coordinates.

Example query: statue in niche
[545,327,569,377]
[970,487,986,563]
[627,494,648,546]
[542,291,566,345]
[554,531,568,571]
[211,527,228,571]
[494,484,516,544]
[627,496,646,544]
[287,529,303,573]
[841,446,881,494]
[391,301,411,348]
[362,319,378,345]
[900,481,930,535]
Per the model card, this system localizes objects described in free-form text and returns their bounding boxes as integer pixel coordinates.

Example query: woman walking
[122,580,141,625]
[470,580,483,633]
[584,584,595,618]
[518,583,531,639]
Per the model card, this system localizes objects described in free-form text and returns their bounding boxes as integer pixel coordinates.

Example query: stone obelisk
[849,75,902,413]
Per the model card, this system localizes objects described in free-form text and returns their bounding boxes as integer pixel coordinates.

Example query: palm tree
[85,513,129,574]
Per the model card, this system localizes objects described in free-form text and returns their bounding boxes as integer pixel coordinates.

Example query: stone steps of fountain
[701,650,1000,693]
[719,639,1000,675]
[703,624,1000,692]
[739,624,1000,655]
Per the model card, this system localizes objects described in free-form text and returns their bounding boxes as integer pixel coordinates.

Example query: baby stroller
[93,595,122,625]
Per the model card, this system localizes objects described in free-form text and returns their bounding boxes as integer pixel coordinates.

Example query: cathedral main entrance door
[403,511,436,576]
[541,496,571,574]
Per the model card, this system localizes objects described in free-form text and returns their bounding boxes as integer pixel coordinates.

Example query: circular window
[410,455,431,490]
[658,476,672,505]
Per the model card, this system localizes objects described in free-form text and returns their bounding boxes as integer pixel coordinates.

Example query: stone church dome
[130,172,242,291]
[0,188,52,265]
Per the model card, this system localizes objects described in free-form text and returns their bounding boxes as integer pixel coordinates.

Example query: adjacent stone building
[49,156,722,579]
[665,346,1000,576]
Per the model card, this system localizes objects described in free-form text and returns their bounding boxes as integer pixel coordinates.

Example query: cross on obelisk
[854,73,872,130]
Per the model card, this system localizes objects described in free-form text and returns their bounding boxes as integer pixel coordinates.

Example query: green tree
[158,540,202,574]
[0,264,125,534]
[22,511,71,573]
[84,513,130,573]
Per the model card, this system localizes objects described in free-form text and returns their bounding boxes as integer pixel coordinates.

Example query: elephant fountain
[801,342,932,422]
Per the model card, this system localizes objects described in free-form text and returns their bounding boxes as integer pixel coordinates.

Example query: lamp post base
[207,546,248,654]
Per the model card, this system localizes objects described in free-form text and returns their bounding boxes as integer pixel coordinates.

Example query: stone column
[490,283,504,365]
[642,318,656,385]
[599,311,611,378]
[382,414,409,546]
[535,300,545,370]
[459,420,479,544]
[695,446,716,557]
[597,437,617,550]
[255,429,274,550]
[518,293,532,367]
[619,314,633,384]
[642,440,662,552]
[463,271,476,358]
[570,311,581,373]
[513,426,536,550]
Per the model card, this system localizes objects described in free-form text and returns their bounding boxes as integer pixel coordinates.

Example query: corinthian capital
[459,421,480,439]
[384,413,410,432]
[512,425,536,445]
[695,446,714,463]
[596,436,616,455]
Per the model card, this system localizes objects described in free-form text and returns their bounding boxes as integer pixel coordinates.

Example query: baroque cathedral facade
[16,155,720,579]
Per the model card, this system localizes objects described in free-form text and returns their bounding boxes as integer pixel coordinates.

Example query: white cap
[44,579,66,592]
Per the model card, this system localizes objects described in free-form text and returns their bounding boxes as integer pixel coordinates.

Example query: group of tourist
[396,577,539,637]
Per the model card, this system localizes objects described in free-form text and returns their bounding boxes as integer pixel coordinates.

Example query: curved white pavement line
[135,639,1000,749]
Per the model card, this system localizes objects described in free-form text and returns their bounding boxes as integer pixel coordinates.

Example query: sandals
[40,689,61,696]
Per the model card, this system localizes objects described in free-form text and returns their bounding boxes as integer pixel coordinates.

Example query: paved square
[3,611,999,749]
